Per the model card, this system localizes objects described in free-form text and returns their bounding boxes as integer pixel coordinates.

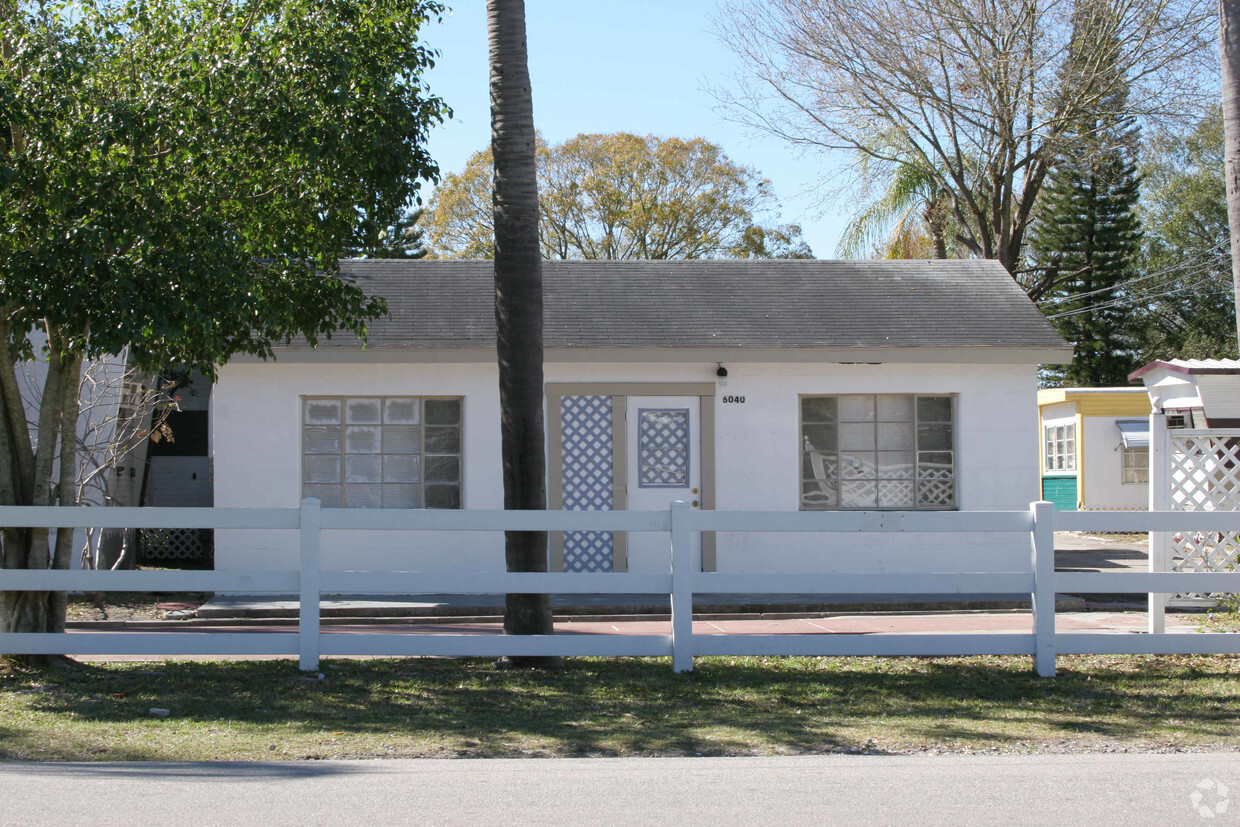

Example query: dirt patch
[66,593,210,622]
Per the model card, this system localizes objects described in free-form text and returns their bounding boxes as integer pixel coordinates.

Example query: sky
[418,1,847,257]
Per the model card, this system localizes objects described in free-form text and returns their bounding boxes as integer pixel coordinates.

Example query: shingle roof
[313,259,1067,352]
[1129,358,1240,380]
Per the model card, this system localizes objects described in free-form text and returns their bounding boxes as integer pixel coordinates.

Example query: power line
[1035,241,1229,308]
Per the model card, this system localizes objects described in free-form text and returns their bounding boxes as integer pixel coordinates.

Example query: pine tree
[348,207,428,259]
[1032,0,1144,387]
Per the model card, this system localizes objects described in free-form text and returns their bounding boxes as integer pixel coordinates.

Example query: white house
[210,259,1070,579]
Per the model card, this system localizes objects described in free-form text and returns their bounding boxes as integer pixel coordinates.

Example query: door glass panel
[638,408,690,488]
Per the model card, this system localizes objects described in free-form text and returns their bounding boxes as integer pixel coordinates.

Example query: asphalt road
[2,753,1238,825]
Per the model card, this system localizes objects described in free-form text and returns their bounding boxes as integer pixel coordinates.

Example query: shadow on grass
[3,654,1239,760]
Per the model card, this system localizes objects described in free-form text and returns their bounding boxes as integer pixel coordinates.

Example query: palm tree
[486,0,556,662]
[1221,0,1240,347]
[837,160,964,260]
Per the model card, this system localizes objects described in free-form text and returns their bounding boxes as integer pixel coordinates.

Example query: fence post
[1030,500,1056,678]
[670,500,693,673]
[299,498,322,671]
[1148,410,1169,634]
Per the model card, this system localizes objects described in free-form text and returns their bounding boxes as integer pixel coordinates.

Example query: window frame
[1042,420,1076,475]
[798,393,957,512]
[300,395,463,509]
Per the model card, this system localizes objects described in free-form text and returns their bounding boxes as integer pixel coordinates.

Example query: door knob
[691,488,699,494]
[692,500,700,507]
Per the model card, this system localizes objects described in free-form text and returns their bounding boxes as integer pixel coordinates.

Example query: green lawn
[3,654,1239,761]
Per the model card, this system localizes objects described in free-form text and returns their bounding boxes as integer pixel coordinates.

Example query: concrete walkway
[193,531,1150,620]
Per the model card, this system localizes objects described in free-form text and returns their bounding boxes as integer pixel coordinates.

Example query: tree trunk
[1222,0,1240,348]
[0,337,78,657]
[487,0,556,660]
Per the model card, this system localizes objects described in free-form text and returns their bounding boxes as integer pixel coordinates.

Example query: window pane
[839,396,875,422]
[801,480,838,509]
[304,399,341,425]
[384,425,422,454]
[383,484,420,509]
[303,484,342,508]
[425,484,461,509]
[384,455,420,483]
[345,455,382,484]
[304,426,341,455]
[840,480,877,507]
[878,480,915,507]
[803,451,837,482]
[345,425,381,454]
[346,398,381,424]
[345,484,382,509]
[917,423,952,451]
[801,397,837,423]
[384,398,420,424]
[878,451,915,479]
[802,424,837,453]
[425,455,460,483]
[840,423,876,451]
[303,455,341,484]
[877,422,914,451]
[841,451,876,479]
[917,397,952,422]
[918,451,954,479]
[425,398,461,425]
[918,479,955,507]
[877,395,913,422]
[425,426,461,454]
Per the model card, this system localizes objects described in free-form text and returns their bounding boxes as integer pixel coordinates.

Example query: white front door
[625,396,702,572]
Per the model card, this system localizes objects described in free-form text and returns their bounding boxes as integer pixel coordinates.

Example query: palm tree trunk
[1221,0,1240,347]
[487,0,556,653]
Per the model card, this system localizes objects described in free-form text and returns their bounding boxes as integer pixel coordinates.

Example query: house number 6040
[722,395,745,404]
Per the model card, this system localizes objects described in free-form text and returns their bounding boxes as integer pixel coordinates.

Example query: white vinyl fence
[2,501,1240,677]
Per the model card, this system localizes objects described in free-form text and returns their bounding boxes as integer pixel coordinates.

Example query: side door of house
[625,396,702,572]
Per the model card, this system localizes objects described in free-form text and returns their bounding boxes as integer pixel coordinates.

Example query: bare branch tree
[715,0,1215,278]
[17,355,176,571]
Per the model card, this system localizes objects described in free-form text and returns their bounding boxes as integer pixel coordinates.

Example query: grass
[2,654,1240,761]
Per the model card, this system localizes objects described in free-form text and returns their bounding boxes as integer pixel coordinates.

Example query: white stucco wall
[1081,416,1147,510]
[212,357,1041,581]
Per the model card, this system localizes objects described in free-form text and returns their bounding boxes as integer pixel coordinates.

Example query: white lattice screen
[1167,432,1240,600]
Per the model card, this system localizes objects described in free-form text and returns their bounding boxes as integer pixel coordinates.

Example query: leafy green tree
[0,0,447,645]
[425,133,800,259]
[1031,0,1144,387]
[1134,106,1237,360]
[486,0,556,661]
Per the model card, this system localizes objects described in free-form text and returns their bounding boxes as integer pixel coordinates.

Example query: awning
[1116,419,1149,449]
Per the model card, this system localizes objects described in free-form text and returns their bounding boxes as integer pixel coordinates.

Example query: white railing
[2,501,1240,677]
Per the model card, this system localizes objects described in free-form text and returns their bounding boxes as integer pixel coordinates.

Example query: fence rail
[2,501,1239,676]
